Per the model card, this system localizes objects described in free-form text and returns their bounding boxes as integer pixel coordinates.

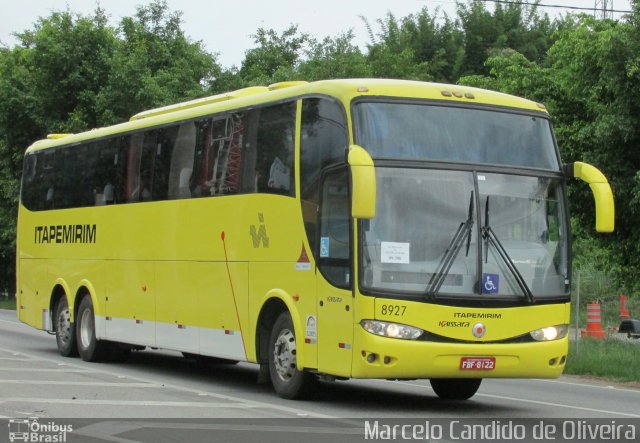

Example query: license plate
[460,357,496,370]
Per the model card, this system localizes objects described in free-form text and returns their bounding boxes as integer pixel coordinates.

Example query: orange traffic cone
[620,294,630,320]
[581,302,607,340]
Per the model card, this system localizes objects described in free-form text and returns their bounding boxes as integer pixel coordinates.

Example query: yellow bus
[16,79,614,400]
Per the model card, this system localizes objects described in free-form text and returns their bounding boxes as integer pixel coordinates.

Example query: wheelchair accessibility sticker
[482,273,499,294]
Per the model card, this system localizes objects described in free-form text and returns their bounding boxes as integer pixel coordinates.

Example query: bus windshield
[355,100,568,302]
[360,168,568,301]
[353,101,560,170]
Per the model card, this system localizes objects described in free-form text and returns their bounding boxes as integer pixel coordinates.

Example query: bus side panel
[249,262,318,370]
[49,258,103,313]
[199,262,249,361]
[154,261,249,361]
[104,260,156,347]
[316,279,354,377]
[17,259,49,329]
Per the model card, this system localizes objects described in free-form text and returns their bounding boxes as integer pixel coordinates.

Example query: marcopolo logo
[8,418,72,442]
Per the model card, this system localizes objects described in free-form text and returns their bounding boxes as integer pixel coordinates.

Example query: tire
[75,295,111,362]
[54,296,78,357]
[268,312,316,399]
[430,378,482,400]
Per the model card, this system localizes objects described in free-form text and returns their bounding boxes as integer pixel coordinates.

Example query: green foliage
[238,25,308,85]
[97,0,219,124]
[297,32,372,81]
[566,339,640,382]
[0,1,220,293]
[0,295,16,310]
[460,10,640,293]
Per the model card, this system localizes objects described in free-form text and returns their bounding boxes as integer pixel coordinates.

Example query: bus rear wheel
[54,296,78,357]
[268,312,315,399]
[430,378,482,400]
[75,295,111,362]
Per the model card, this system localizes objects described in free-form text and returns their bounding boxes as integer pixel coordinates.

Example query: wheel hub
[272,329,297,381]
[57,308,72,345]
[79,308,94,349]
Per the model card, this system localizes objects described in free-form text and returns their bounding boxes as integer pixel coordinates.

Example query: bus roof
[25,79,547,154]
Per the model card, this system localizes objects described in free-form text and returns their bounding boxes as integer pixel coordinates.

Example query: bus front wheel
[75,295,110,362]
[268,312,315,399]
[430,378,482,400]
[54,296,78,357]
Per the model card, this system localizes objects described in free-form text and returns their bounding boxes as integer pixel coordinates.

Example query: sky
[0,0,635,68]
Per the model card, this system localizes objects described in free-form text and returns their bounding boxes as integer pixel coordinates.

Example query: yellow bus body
[16,79,613,398]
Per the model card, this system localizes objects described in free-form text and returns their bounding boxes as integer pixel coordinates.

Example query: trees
[0,1,219,294]
[1,0,639,293]
[97,1,219,124]
[460,10,640,291]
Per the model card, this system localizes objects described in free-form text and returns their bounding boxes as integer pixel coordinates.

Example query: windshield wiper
[482,196,535,303]
[426,191,474,299]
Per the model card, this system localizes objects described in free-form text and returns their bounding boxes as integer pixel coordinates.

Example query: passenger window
[250,102,296,195]
[124,133,145,203]
[93,140,122,205]
[168,122,197,200]
[152,126,179,201]
[193,114,246,197]
[139,131,157,202]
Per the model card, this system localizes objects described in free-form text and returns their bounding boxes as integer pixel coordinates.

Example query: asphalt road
[1,308,639,442]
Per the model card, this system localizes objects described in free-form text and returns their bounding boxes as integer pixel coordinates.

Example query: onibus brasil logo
[8,418,72,442]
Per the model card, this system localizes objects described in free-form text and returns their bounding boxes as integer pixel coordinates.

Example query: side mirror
[348,145,376,219]
[565,161,615,233]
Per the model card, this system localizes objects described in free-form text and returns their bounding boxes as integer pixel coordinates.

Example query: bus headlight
[360,320,423,340]
[530,325,568,341]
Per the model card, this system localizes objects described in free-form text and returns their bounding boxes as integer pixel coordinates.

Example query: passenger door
[316,168,354,377]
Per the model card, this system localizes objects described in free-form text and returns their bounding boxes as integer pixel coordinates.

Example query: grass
[0,297,16,310]
[565,338,640,383]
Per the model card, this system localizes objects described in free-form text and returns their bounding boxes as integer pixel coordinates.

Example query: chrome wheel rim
[56,306,72,347]
[79,308,94,349]
[272,328,297,382]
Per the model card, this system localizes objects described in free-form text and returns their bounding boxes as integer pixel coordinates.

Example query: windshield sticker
[482,273,500,294]
[381,242,410,264]
[320,237,330,257]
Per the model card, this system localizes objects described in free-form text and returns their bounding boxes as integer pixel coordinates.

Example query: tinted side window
[21,102,299,210]
[167,122,197,199]
[140,131,159,202]
[54,145,97,209]
[151,127,179,201]
[21,151,54,211]
[192,114,247,197]
[300,98,348,251]
[92,139,123,205]
[251,102,296,195]
[124,133,145,203]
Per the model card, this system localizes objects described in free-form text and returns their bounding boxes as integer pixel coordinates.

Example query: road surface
[1,309,638,442]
